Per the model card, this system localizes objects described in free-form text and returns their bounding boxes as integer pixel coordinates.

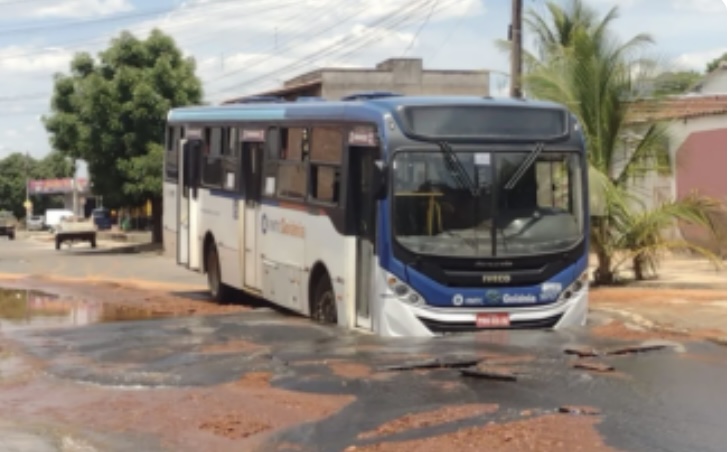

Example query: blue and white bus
[163,94,589,337]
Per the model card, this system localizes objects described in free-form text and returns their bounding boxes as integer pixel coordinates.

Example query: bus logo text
[261,213,305,238]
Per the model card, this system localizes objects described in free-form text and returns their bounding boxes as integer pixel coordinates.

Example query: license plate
[476,313,510,328]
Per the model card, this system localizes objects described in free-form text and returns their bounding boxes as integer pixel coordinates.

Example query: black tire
[90,237,97,248]
[206,243,234,303]
[311,274,337,324]
[8,233,14,241]
[55,238,61,250]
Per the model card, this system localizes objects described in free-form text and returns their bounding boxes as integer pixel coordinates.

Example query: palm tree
[520,0,721,284]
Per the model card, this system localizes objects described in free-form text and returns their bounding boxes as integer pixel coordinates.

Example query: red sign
[476,313,510,328]
[28,178,88,195]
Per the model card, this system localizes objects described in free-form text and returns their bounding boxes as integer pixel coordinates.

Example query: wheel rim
[208,250,219,296]
[319,289,337,323]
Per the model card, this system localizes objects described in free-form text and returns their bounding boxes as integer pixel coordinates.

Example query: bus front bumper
[374,285,589,337]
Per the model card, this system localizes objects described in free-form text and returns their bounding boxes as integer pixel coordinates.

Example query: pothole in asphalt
[0,287,170,331]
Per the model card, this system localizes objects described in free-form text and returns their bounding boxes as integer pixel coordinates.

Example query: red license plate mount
[475,313,511,328]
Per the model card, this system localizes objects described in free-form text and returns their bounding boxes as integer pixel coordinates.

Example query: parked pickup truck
[0,210,17,240]
[55,216,97,250]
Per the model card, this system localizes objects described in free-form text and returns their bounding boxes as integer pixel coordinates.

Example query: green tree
[520,0,720,284]
[0,151,73,219]
[43,29,203,243]
[706,51,726,73]
[651,71,702,96]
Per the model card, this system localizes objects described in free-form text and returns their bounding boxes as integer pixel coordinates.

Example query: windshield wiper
[436,140,479,196]
[504,142,545,190]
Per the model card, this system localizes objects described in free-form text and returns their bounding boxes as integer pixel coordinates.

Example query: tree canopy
[43,28,203,240]
[0,151,74,219]
[651,71,702,96]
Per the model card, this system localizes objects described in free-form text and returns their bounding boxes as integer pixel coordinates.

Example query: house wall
[627,114,726,252]
[673,122,727,254]
[696,69,727,95]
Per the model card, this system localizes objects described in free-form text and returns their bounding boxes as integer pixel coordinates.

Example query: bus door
[178,136,203,269]
[241,133,265,290]
[349,130,380,329]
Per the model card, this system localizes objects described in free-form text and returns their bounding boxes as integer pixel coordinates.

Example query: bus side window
[274,127,307,199]
[263,128,280,197]
[309,126,343,205]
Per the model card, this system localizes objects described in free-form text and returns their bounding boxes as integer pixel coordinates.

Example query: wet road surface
[0,284,725,452]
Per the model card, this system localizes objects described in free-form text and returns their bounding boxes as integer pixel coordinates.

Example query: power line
[0,0,280,37]
[203,0,375,86]
[0,0,308,62]
[402,0,439,56]
[207,0,440,99]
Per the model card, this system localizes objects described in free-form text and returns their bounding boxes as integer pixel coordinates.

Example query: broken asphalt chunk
[558,405,601,415]
[459,365,518,382]
[377,357,480,372]
[572,359,614,373]
[563,345,599,357]
[603,344,667,356]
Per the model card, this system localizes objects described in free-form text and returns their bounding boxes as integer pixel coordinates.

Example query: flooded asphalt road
[0,286,725,452]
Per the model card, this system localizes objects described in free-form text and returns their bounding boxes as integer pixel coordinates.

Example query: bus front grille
[417,314,563,333]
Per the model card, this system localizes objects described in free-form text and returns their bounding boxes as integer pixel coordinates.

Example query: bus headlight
[385,273,424,306]
[561,271,589,300]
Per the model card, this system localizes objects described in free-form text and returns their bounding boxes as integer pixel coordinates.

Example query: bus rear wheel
[206,243,234,303]
[311,275,337,324]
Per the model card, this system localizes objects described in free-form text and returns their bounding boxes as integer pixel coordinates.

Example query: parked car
[26,215,45,231]
[0,210,17,240]
[91,208,112,230]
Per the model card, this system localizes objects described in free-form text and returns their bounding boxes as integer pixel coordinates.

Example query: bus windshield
[391,149,584,258]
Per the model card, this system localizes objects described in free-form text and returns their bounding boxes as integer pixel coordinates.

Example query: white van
[44,209,74,233]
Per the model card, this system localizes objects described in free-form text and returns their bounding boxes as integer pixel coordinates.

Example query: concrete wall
[319,59,489,100]
[696,69,727,95]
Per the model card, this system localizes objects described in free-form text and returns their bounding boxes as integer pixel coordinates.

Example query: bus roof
[166,95,569,124]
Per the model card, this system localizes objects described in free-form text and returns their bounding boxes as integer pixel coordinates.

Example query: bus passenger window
[276,164,306,199]
[311,165,339,204]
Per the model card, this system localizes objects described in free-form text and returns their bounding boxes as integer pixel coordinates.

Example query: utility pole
[72,158,78,218]
[509,0,523,98]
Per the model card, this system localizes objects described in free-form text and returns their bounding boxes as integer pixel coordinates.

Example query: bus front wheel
[311,274,337,325]
[206,243,234,303]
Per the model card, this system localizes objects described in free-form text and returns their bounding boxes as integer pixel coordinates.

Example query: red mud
[329,362,373,379]
[358,404,498,440]
[351,413,618,452]
[590,321,682,341]
[0,277,248,318]
[0,368,353,451]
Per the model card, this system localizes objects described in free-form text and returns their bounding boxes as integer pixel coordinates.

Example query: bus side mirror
[373,160,387,200]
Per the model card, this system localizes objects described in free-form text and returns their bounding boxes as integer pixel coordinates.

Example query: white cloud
[671,0,726,14]
[673,47,727,71]
[0,0,133,18]
[4,129,18,138]
[0,46,73,74]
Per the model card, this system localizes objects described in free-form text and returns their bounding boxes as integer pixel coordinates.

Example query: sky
[0,0,725,175]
